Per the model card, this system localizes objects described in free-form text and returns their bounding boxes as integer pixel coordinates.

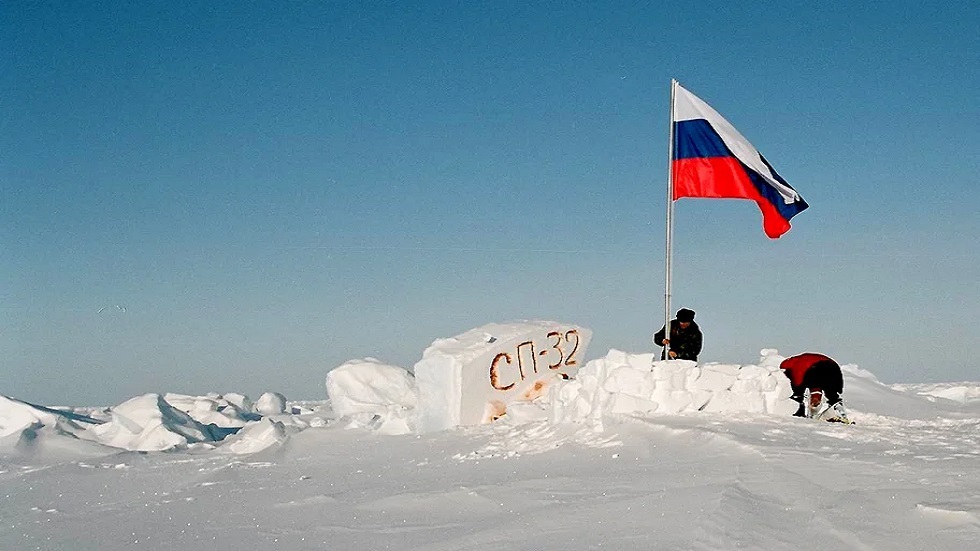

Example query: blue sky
[3,1,978,405]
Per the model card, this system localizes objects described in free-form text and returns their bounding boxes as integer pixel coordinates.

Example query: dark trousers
[791,360,843,415]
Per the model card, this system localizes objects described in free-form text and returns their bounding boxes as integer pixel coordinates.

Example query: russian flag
[672,82,808,239]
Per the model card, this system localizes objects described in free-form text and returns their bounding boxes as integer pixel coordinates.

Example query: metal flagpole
[663,79,677,358]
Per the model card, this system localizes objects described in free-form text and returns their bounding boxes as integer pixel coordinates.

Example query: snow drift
[6,340,979,460]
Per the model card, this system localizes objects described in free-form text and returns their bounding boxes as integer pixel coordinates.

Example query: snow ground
[3,358,980,550]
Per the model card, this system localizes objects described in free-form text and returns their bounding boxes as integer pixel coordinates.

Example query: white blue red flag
[671,83,808,238]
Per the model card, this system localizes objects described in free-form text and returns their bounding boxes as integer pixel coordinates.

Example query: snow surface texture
[4,346,980,549]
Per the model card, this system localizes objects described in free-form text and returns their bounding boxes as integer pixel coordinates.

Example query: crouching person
[779,353,852,423]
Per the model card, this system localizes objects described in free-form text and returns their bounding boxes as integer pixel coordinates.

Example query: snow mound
[223,417,288,455]
[88,394,228,451]
[0,396,102,437]
[0,395,107,456]
[163,392,258,428]
[842,373,980,419]
[0,390,310,457]
[325,358,417,435]
[1,395,65,440]
[841,363,881,382]
[891,382,980,405]
[920,385,980,404]
[255,392,288,415]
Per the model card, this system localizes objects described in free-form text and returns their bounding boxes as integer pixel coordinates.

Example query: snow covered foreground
[3,351,980,550]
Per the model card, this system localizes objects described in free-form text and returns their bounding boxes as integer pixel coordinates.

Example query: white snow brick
[764,390,799,415]
[692,367,737,392]
[705,363,740,376]
[737,364,770,380]
[604,348,631,367]
[690,389,713,411]
[758,348,785,369]
[607,393,659,415]
[651,389,694,414]
[684,366,702,388]
[626,353,656,372]
[702,390,765,413]
[731,378,763,394]
[651,359,695,382]
[603,366,652,396]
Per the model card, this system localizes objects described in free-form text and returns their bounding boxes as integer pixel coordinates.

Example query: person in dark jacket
[653,308,703,361]
[779,352,849,422]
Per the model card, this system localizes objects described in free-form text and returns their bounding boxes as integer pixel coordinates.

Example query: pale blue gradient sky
[3,1,979,405]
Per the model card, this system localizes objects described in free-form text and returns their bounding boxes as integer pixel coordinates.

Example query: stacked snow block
[550,349,798,424]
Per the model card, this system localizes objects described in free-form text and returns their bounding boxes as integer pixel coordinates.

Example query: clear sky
[3,1,979,405]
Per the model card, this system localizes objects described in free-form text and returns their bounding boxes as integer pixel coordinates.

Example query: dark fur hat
[676,308,695,322]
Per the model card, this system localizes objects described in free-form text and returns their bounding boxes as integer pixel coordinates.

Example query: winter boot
[804,388,826,419]
[819,400,853,424]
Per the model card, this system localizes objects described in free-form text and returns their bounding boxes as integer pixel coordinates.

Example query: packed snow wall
[551,348,799,425]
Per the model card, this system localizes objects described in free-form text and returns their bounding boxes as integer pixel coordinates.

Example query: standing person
[779,352,850,423]
[653,308,702,361]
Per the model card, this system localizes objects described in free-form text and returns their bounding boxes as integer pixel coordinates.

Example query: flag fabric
[671,82,808,238]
